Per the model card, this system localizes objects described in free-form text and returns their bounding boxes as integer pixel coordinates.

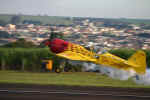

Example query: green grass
[0,71,150,88]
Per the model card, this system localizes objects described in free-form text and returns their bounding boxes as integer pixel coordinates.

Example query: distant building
[6,24,16,30]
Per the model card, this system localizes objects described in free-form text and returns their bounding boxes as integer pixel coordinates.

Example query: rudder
[128,50,146,74]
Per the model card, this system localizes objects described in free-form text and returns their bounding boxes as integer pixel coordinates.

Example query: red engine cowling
[45,38,69,53]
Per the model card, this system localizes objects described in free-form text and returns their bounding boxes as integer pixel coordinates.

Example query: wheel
[55,68,61,73]
[64,67,70,72]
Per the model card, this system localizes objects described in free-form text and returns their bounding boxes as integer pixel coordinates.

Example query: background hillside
[0,14,150,25]
[0,14,73,25]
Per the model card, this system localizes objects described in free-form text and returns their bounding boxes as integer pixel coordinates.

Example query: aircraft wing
[56,51,97,62]
[56,43,97,62]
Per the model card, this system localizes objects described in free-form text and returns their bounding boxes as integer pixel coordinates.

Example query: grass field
[0,71,150,88]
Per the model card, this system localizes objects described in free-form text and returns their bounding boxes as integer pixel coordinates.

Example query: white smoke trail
[68,61,150,85]
[82,62,150,85]
[68,61,98,72]
[133,69,150,85]
[82,62,136,80]
[98,66,136,80]
[82,63,98,72]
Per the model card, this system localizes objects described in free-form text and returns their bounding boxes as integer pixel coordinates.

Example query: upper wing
[56,43,97,62]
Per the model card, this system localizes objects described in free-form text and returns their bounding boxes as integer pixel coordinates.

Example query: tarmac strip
[1,83,150,100]
[0,89,150,98]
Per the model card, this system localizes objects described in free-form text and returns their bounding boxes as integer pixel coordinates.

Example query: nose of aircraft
[45,38,69,53]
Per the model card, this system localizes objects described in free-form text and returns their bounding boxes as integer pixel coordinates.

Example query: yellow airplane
[46,38,146,75]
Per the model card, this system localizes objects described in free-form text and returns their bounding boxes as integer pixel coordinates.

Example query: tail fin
[128,50,146,74]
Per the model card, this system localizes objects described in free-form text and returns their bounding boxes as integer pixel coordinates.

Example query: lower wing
[56,51,97,62]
